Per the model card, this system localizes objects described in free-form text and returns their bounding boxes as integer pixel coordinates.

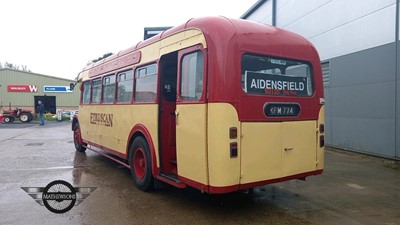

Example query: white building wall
[242,0,399,158]
[246,0,397,60]
[246,0,274,25]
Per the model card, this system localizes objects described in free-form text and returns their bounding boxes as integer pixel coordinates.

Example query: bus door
[159,52,178,177]
[175,46,209,186]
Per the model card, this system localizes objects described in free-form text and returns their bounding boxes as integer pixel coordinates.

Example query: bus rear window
[241,54,313,97]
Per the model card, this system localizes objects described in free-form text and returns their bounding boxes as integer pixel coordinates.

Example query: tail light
[319,124,325,133]
[320,135,325,148]
[229,127,237,139]
[230,142,238,158]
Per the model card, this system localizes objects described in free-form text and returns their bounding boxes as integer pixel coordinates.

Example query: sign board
[7,85,38,92]
[44,86,73,93]
[244,71,308,96]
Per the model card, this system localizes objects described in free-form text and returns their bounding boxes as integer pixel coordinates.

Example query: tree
[0,61,31,72]
[92,52,113,63]
[5,61,18,70]
[21,65,31,72]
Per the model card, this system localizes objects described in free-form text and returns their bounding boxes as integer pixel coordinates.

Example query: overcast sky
[0,0,256,80]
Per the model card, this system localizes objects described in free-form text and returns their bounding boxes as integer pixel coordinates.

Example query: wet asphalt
[0,122,399,225]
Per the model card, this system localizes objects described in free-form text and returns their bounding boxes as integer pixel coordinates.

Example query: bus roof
[79,16,317,81]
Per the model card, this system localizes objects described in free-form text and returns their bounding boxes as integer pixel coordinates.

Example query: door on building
[34,96,56,114]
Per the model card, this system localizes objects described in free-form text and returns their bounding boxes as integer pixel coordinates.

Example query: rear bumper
[208,169,323,194]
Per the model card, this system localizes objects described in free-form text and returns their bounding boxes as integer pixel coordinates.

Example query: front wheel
[129,137,154,191]
[4,117,12,123]
[73,124,86,152]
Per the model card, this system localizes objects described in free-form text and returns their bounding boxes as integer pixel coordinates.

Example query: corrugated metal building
[241,0,400,159]
[0,69,80,114]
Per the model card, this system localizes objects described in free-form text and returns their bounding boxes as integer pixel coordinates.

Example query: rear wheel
[129,136,154,191]
[19,113,30,122]
[4,117,12,123]
[27,113,33,122]
[73,124,86,152]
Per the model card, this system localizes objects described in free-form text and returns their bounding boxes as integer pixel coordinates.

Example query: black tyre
[27,113,34,122]
[73,124,86,152]
[129,136,154,191]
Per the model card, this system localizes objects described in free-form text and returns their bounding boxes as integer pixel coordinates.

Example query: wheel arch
[126,124,159,176]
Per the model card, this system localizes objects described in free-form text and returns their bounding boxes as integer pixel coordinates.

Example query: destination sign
[244,71,309,96]
[264,103,301,117]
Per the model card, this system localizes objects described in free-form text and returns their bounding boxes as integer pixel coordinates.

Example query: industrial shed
[242,0,400,159]
[0,69,80,114]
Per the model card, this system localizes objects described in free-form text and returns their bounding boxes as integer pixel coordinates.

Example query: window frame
[81,81,91,105]
[177,45,207,104]
[116,69,134,104]
[240,53,315,97]
[134,62,158,103]
[102,74,116,104]
[91,78,102,104]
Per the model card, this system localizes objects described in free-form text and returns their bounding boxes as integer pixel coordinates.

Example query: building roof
[241,0,267,19]
[0,68,75,82]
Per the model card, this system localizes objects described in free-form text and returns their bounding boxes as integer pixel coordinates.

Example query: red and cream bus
[72,17,325,194]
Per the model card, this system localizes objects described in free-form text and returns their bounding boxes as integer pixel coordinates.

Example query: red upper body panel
[82,17,323,122]
[185,17,323,122]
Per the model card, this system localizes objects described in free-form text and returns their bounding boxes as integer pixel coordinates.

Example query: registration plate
[264,103,300,117]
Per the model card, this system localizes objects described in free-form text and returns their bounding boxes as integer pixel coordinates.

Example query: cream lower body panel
[240,121,318,185]
[79,104,159,164]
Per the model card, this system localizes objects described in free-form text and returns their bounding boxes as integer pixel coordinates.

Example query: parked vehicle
[3,108,35,123]
[51,110,79,119]
[64,110,79,118]
[72,17,324,194]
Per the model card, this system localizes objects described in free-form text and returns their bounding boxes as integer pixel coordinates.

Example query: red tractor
[2,108,35,123]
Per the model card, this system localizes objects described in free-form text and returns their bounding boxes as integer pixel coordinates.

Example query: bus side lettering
[90,113,114,127]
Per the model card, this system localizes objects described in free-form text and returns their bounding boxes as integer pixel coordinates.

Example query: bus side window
[91,78,102,104]
[117,70,134,103]
[180,51,204,101]
[82,81,91,104]
[135,64,157,102]
[103,74,116,103]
